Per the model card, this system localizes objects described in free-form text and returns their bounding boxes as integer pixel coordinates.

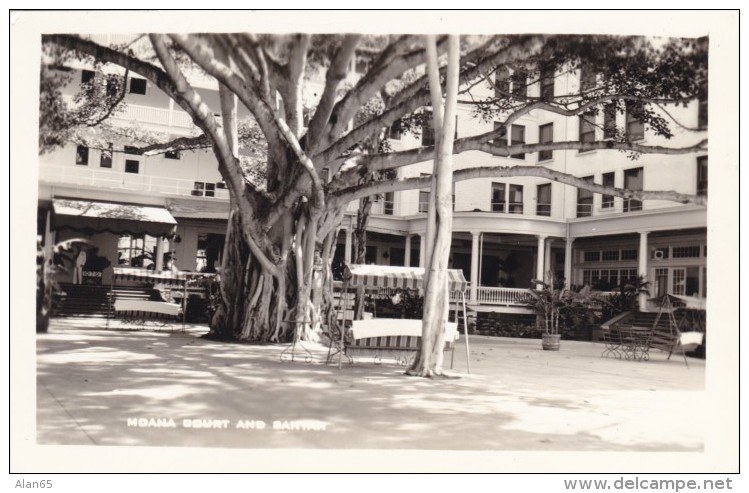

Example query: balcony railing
[39,164,230,200]
[476,287,530,306]
[62,95,196,132]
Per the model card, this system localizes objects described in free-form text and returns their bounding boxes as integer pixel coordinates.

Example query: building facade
[38,36,708,316]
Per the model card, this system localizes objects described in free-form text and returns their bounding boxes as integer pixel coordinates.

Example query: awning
[167,200,230,220]
[113,267,189,287]
[52,198,177,237]
[343,264,469,292]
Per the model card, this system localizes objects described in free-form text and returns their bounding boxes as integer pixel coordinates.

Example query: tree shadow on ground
[36,318,705,452]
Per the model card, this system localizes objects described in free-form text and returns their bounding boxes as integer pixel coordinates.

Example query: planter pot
[541,333,561,351]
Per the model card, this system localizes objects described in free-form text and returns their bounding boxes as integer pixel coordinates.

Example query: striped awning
[344,264,468,292]
[113,267,190,287]
[53,198,177,237]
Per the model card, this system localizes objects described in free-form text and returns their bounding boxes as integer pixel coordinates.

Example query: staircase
[54,283,154,318]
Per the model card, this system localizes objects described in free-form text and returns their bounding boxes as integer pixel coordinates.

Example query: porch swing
[647,294,705,368]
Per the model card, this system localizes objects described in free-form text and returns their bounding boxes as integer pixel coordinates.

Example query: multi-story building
[38,35,708,319]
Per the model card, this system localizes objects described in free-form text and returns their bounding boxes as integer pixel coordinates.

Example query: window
[196,233,226,273]
[577,176,594,217]
[99,143,113,168]
[117,234,157,267]
[510,125,525,159]
[494,67,510,97]
[383,192,395,215]
[165,150,181,160]
[191,181,216,197]
[216,181,227,190]
[602,250,619,261]
[672,246,701,258]
[580,63,596,92]
[583,251,601,262]
[508,185,524,214]
[698,82,708,129]
[625,102,645,140]
[579,113,596,145]
[129,78,147,95]
[419,173,431,213]
[601,172,615,209]
[603,103,617,139]
[623,167,643,212]
[538,123,553,161]
[621,249,637,261]
[421,111,434,147]
[536,183,551,216]
[387,118,402,140]
[124,145,141,155]
[81,69,95,84]
[697,156,708,197]
[124,160,140,174]
[540,65,555,101]
[75,145,89,165]
[491,183,505,212]
[511,69,528,98]
[354,54,370,74]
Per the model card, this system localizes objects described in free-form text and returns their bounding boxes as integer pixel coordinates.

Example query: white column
[43,208,54,260]
[470,231,480,303]
[564,238,575,288]
[344,228,352,265]
[419,234,426,268]
[404,235,412,267]
[638,231,649,310]
[155,236,164,271]
[536,235,546,288]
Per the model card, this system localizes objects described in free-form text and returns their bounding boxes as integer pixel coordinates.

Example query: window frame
[75,145,89,165]
[601,171,615,209]
[128,77,148,95]
[538,122,553,162]
[99,143,113,168]
[124,159,140,174]
[576,176,594,217]
[509,124,525,160]
[623,167,644,212]
[536,183,551,216]
[625,102,645,140]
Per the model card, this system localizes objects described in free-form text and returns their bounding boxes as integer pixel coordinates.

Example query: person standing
[73,249,87,284]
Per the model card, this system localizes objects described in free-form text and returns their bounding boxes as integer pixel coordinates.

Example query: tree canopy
[39,33,708,346]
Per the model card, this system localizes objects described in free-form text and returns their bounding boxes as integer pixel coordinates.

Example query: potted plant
[526,273,601,350]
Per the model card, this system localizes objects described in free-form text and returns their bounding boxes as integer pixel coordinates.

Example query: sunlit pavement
[36,317,706,455]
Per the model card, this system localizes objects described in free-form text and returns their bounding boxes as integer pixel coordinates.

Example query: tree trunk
[352,196,373,319]
[407,35,460,378]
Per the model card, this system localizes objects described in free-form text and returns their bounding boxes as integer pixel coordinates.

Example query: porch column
[536,235,546,288]
[43,208,55,260]
[419,234,426,268]
[404,234,412,267]
[344,227,352,265]
[154,236,165,271]
[564,238,575,288]
[470,231,480,303]
[638,231,649,310]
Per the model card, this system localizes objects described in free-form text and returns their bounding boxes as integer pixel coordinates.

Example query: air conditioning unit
[651,248,666,260]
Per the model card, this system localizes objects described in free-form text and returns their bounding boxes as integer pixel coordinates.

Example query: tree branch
[313,35,547,166]
[305,34,361,155]
[330,165,707,208]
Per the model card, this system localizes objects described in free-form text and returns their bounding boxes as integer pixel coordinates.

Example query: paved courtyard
[29,316,713,471]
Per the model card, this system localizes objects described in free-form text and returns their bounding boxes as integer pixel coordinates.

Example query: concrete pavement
[31,316,710,470]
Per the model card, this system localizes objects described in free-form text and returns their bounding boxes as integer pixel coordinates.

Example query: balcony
[62,95,196,133]
[39,164,230,201]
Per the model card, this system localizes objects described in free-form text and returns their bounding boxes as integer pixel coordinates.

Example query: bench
[344,318,459,367]
[112,299,183,330]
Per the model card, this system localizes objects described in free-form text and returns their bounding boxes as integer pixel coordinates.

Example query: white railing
[39,164,230,201]
[476,287,530,306]
[62,95,196,131]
